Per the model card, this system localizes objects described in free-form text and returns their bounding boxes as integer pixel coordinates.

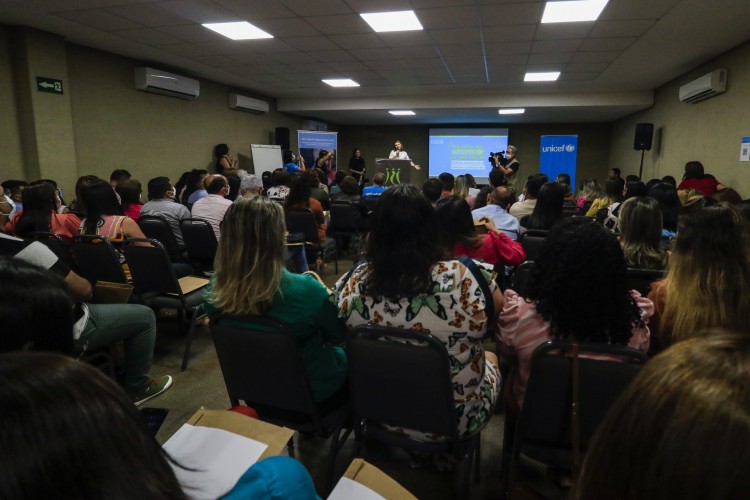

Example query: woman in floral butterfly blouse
[334,184,502,441]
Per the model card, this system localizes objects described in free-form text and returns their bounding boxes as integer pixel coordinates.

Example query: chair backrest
[516,340,647,457]
[511,261,535,296]
[362,196,380,214]
[561,206,578,218]
[347,325,459,441]
[72,234,128,284]
[519,230,547,262]
[179,218,218,270]
[210,316,320,419]
[123,238,181,296]
[285,208,320,244]
[138,215,181,258]
[626,268,666,297]
[28,231,74,269]
[329,200,360,234]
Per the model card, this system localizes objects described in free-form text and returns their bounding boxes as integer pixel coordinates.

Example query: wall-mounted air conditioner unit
[679,69,727,104]
[302,119,328,131]
[228,93,269,114]
[134,67,199,100]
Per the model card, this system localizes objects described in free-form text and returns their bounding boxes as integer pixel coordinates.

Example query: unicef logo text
[541,144,576,153]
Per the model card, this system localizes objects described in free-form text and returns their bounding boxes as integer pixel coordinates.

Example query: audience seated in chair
[285,173,328,242]
[334,184,501,442]
[362,172,386,197]
[116,178,144,221]
[140,176,191,248]
[5,181,81,241]
[648,203,750,355]
[191,175,232,241]
[575,331,750,500]
[509,174,547,220]
[618,196,667,270]
[471,186,519,240]
[586,177,624,218]
[497,218,652,416]
[519,182,565,232]
[204,197,348,405]
[436,195,525,267]
[79,179,148,246]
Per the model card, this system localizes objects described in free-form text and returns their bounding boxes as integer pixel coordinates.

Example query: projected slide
[429,128,509,180]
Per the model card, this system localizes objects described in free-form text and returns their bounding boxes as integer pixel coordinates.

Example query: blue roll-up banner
[298,131,338,184]
[539,135,578,190]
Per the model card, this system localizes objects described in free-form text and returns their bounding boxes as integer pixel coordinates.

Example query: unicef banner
[539,135,578,190]
[298,131,338,184]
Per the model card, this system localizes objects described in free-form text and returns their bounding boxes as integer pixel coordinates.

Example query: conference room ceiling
[1,0,749,125]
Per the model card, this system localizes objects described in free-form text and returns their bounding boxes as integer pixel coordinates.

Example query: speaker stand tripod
[638,149,645,180]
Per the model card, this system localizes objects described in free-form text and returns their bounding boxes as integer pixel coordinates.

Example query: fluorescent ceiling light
[389,110,415,115]
[202,21,272,40]
[541,0,609,23]
[360,10,423,32]
[524,71,561,82]
[322,78,360,87]
[498,108,525,115]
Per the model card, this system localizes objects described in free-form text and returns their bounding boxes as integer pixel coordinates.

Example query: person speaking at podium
[389,140,421,170]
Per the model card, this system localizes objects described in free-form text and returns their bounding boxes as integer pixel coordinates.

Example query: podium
[374,158,411,186]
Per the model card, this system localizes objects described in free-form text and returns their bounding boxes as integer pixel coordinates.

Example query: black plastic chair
[347,325,488,498]
[123,238,207,370]
[285,208,338,273]
[210,315,351,492]
[328,200,366,257]
[510,261,536,297]
[27,231,75,270]
[626,267,666,297]
[138,215,184,261]
[179,218,218,274]
[72,234,128,285]
[519,230,547,262]
[501,340,647,493]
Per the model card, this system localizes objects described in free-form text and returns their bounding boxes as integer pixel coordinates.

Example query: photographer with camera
[490,145,520,193]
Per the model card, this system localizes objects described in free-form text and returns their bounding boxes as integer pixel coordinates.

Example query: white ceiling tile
[157,24,221,42]
[482,24,537,42]
[365,59,408,71]
[416,6,481,29]
[270,51,316,64]
[427,28,481,44]
[283,36,342,51]
[254,18,321,37]
[479,3,545,26]
[345,47,394,60]
[280,0,354,17]
[443,56,486,67]
[589,19,656,38]
[528,52,574,65]
[105,4,188,27]
[525,63,565,72]
[157,42,215,57]
[599,0,681,21]
[54,10,143,30]
[486,53,529,65]
[484,41,533,55]
[329,33,386,49]
[434,43,483,58]
[379,31,434,47]
[579,37,637,52]
[400,58,445,69]
[559,72,600,81]
[305,49,358,62]
[304,14,372,35]
[239,39,297,53]
[534,23,592,41]
[564,61,610,73]
[328,60,371,72]
[157,0,239,24]
[411,0,475,7]
[113,28,184,45]
[345,0,415,11]
[531,39,583,53]
[212,0,297,19]
[571,51,621,63]
[189,54,239,67]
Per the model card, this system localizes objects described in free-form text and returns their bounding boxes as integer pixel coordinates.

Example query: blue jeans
[77,303,156,395]
[285,245,309,273]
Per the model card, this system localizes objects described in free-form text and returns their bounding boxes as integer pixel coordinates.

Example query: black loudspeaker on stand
[633,123,653,180]
[275,127,290,152]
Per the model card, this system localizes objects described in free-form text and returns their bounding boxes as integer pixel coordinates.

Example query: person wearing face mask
[140,176,191,248]
[493,145,520,194]
[388,140,421,170]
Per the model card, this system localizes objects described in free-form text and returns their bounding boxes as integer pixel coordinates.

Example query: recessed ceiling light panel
[389,110,415,115]
[322,78,360,87]
[360,10,423,32]
[498,108,525,115]
[541,0,609,23]
[202,21,273,40]
[524,72,561,82]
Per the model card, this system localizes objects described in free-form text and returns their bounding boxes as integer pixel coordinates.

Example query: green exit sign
[36,76,63,94]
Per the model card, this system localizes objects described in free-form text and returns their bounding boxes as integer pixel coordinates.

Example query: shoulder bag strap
[458,256,495,322]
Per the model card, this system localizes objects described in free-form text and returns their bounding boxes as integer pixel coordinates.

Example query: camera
[488,151,504,163]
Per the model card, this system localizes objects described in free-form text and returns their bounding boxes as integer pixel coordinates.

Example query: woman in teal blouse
[203,197,347,403]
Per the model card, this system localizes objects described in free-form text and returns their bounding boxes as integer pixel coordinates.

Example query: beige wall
[0,25,24,180]
[338,123,612,188]
[610,39,750,196]
[67,44,302,191]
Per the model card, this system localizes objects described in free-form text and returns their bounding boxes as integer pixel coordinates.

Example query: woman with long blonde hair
[618,196,667,270]
[648,204,750,352]
[203,197,348,404]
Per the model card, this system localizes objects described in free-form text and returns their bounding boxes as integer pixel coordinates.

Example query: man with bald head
[471,186,520,240]
[191,174,232,240]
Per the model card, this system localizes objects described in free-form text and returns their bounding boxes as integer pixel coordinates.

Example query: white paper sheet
[163,423,268,499]
[328,477,385,500]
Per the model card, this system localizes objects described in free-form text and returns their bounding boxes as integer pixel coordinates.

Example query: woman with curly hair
[498,217,652,414]
[334,184,502,441]
[436,195,525,266]
[648,204,750,354]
